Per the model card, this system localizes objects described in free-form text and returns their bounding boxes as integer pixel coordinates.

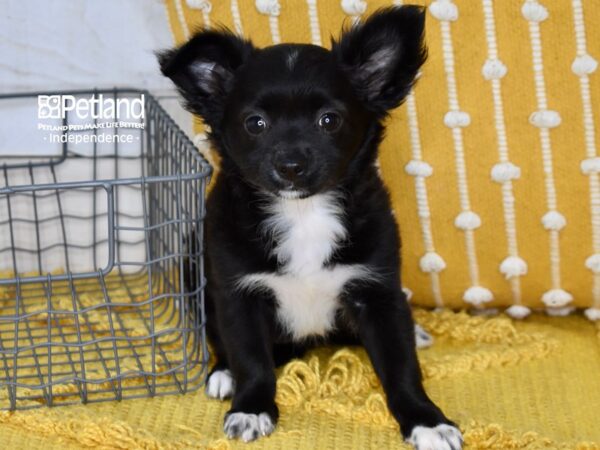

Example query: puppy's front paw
[407,424,463,450]
[206,369,235,400]
[414,324,434,349]
[224,411,276,442]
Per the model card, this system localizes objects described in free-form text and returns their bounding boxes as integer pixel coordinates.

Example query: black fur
[160,6,460,447]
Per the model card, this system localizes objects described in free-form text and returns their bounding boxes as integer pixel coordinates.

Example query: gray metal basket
[0,89,211,410]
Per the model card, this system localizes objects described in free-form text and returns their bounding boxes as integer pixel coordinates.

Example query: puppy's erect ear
[332,6,427,114]
[158,30,255,127]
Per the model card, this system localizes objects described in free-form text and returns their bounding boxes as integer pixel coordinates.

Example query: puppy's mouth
[277,189,310,199]
[268,169,313,199]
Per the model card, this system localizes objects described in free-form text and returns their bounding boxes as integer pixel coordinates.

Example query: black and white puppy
[160,6,462,450]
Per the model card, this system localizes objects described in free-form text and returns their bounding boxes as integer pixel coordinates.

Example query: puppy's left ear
[157,29,255,128]
[332,6,427,114]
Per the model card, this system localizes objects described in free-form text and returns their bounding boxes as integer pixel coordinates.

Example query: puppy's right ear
[158,30,255,127]
[332,6,427,116]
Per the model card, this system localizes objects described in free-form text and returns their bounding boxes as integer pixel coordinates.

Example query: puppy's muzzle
[272,149,309,185]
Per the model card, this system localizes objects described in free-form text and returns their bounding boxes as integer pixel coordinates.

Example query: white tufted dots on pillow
[584,308,600,321]
[572,54,598,75]
[546,306,576,317]
[542,289,573,308]
[482,58,507,80]
[529,110,561,128]
[491,162,521,183]
[454,211,481,230]
[405,160,433,178]
[521,1,548,22]
[429,0,458,22]
[580,157,600,175]
[585,254,600,273]
[463,286,494,306]
[186,0,211,12]
[255,0,280,16]
[500,256,528,279]
[444,111,471,128]
[541,211,566,231]
[419,252,447,274]
[506,305,532,319]
[340,0,366,16]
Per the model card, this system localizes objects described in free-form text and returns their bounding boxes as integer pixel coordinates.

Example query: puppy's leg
[205,299,237,400]
[206,341,235,400]
[344,283,463,450]
[218,291,278,442]
[273,342,308,367]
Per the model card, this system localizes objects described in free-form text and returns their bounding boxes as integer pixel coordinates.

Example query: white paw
[224,412,275,442]
[206,370,235,400]
[407,424,463,450]
[415,324,434,349]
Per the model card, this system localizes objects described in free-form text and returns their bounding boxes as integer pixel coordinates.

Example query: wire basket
[0,89,211,410]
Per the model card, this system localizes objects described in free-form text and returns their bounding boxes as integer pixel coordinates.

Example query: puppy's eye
[244,115,268,135]
[318,113,341,132]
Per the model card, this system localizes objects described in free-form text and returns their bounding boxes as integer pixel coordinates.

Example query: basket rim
[0,87,213,181]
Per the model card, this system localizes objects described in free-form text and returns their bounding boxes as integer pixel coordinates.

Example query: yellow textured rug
[1,309,599,449]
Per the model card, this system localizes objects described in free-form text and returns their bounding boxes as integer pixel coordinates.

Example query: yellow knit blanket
[1,310,598,449]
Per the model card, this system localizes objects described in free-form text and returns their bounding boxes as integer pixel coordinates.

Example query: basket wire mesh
[0,89,210,410]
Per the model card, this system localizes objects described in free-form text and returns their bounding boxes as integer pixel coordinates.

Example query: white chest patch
[237,193,374,340]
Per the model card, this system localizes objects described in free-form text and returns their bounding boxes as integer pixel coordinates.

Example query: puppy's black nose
[273,147,310,184]
[275,160,305,182]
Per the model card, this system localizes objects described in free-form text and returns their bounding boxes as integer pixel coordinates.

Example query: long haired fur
[160,6,462,449]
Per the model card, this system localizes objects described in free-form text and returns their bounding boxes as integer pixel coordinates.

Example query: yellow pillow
[164,0,600,320]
